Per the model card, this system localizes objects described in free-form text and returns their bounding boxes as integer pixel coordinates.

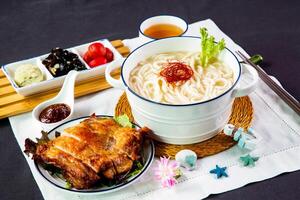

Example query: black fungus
[42,47,86,77]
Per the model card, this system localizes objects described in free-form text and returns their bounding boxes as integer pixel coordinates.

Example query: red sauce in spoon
[39,103,70,123]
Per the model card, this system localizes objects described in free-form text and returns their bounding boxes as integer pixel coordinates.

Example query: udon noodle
[129,51,234,104]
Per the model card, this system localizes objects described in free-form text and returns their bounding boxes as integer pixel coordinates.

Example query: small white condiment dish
[2,39,122,96]
[139,15,188,42]
[32,70,78,131]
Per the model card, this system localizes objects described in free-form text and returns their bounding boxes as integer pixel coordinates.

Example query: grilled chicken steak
[25,115,151,189]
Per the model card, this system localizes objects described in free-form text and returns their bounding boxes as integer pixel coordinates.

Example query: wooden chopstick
[236,51,300,115]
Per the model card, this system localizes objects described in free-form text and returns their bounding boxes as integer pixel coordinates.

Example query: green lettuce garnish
[65,181,72,189]
[36,130,50,144]
[199,27,226,67]
[114,114,133,128]
[125,161,144,178]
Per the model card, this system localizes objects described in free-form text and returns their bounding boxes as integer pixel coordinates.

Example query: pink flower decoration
[154,156,179,188]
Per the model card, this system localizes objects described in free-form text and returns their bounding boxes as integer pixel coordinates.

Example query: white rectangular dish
[2,39,122,96]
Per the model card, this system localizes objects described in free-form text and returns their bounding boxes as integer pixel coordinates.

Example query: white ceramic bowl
[105,36,258,144]
[139,15,188,42]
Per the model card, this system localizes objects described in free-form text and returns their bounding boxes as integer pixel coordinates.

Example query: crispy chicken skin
[36,143,100,189]
[25,115,150,189]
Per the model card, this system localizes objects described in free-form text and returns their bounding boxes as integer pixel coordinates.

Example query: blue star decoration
[209,165,228,178]
[239,154,259,167]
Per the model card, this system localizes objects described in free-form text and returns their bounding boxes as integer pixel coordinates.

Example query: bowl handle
[232,63,259,97]
[105,58,126,90]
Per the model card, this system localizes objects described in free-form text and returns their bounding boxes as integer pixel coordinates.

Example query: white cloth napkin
[9,19,300,200]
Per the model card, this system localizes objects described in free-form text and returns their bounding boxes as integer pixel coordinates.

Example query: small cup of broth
[139,15,188,41]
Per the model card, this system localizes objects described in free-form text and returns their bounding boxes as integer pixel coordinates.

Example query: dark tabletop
[0,0,300,199]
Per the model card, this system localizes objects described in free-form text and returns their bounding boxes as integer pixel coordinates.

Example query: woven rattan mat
[115,92,253,158]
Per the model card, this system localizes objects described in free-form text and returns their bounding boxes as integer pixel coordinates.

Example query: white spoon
[32,70,79,131]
